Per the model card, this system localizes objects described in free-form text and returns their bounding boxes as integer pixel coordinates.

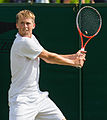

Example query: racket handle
[81,48,85,51]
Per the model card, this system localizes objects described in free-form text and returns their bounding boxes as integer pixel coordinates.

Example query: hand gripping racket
[76,6,102,51]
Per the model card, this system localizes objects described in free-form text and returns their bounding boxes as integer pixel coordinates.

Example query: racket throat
[81,47,85,51]
[80,33,84,50]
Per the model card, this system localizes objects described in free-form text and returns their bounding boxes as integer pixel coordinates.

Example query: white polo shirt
[9,33,48,103]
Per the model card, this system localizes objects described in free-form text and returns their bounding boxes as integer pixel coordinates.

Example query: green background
[0,3,107,120]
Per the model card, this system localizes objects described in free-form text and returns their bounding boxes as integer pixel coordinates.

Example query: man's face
[16,17,35,38]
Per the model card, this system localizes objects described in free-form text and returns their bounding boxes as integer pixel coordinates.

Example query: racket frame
[76,6,102,50]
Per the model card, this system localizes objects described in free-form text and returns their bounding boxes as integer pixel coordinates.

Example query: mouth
[25,28,29,31]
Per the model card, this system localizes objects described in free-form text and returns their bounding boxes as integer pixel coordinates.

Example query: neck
[19,33,32,38]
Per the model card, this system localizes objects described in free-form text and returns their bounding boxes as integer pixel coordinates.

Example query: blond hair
[16,10,35,23]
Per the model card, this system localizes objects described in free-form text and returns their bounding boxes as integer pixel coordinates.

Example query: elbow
[43,59,50,64]
[39,49,57,64]
[43,53,57,64]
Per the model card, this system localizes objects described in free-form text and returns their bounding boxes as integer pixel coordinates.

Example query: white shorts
[9,96,65,120]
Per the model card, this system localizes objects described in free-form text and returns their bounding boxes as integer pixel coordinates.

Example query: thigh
[9,101,38,120]
[9,112,34,120]
[35,97,65,120]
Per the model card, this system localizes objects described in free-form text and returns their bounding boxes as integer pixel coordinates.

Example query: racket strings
[78,7,101,37]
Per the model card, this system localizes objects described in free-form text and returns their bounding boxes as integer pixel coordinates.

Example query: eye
[21,22,24,25]
[26,22,31,25]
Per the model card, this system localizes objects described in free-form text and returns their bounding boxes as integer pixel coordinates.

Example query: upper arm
[16,38,43,60]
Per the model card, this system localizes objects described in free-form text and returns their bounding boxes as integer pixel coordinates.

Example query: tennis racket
[76,6,102,51]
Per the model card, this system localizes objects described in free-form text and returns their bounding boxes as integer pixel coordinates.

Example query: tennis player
[8,10,86,120]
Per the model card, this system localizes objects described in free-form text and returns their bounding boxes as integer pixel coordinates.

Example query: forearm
[39,49,85,68]
[60,54,76,60]
[41,52,75,66]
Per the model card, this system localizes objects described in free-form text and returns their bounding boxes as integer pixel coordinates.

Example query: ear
[33,23,36,29]
[16,24,19,29]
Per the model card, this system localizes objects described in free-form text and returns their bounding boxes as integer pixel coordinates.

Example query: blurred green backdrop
[0,3,107,120]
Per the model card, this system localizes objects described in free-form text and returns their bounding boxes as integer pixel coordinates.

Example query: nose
[24,23,28,28]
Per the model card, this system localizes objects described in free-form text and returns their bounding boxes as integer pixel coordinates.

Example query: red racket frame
[76,6,102,50]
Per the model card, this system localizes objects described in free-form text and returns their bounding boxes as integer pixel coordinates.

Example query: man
[9,10,86,120]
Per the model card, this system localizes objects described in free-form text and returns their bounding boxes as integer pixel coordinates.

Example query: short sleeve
[16,37,43,60]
